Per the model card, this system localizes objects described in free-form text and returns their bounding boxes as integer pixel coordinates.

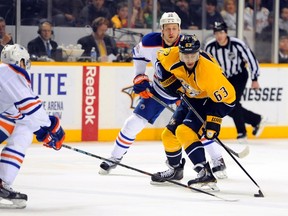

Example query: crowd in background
[0,0,287,30]
[0,0,288,63]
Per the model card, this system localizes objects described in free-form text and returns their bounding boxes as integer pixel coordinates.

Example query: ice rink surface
[1,139,288,216]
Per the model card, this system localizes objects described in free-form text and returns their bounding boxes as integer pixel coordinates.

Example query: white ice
[1,139,288,216]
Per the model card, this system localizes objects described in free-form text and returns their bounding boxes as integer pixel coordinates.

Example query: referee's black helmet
[179,34,200,54]
[213,21,228,33]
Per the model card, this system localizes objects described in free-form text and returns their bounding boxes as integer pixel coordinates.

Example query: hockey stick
[177,92,264,197]
[62,144,237,202]
[147,91,249,158]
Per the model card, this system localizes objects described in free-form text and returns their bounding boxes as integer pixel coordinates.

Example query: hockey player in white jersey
[0,44,65,209]
[99,12,227,179]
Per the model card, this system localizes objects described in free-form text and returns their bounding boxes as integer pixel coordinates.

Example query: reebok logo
[82,66,99,141]
[84,67,97,125]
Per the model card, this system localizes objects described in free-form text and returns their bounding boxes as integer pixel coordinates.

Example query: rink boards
[29,62,288,142]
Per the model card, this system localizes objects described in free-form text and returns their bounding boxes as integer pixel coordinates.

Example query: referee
[205,21,264,141]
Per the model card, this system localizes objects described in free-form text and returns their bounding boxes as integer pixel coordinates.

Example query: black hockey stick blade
[254,189,265,198]
[62,144,237,202]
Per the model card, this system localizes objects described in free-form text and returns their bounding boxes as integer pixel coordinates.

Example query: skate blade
[237,137,248,144]
[213,171,228,179]
[150,179,182,186]
[254,120,266,137]
[190,182,220,192]
[98,168,110,175]
[0,198,26,209]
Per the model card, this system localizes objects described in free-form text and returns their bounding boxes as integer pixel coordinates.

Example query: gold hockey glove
[204,115,222,140]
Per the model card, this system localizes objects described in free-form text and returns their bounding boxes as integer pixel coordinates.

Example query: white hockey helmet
[159,12,181,29]
[1,44,31,69]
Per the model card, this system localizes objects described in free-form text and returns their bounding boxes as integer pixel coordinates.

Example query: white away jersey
[132,32,181,100]
[0,63,50,132]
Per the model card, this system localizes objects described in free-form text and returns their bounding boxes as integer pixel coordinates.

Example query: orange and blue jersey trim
[0,115,15,143]
[8,64,31,85]
[0,115,15,135]
[115,131,134,149]
[14,96,43,117]
[200,137,214,146]
[0,147,25,169]
[2,97,43,121]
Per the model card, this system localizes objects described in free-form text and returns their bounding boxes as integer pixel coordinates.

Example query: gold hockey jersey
[157,47,236,105]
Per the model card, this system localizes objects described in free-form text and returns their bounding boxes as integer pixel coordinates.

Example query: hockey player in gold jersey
[151,35,236,189]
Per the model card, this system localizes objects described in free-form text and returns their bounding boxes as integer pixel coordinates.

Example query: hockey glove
[34,116,65,150]
[203,115,222,140]
[133,74,151,98]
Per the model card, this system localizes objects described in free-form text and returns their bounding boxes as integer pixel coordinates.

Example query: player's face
[162,23,180,46]
[20,59,31,70]
[214,31,228,46]
[180,52,199,69]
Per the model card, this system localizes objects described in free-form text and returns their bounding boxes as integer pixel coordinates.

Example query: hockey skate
[188,162,219,191]
[237,133,247,144]
[150,158,185,184]
[252,116,266,137]
[211,157,227,179]
[99,157,122,175]
[0,179,27,209]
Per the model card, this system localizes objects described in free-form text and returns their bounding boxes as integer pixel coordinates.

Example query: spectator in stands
[111,2,128,29]
[217,0,225,11]
[78,0,111,26]
[205,0,224,30]
[279,6,288,33]
[0,0,15,25]
[221,0,237,30]
[158,0,175,12]
[27,20,58,60]
[175,0,200,30]
[143,0,158,28]
[189,0,202,15]
[261,0,274,11]
[259,12,287,41]
[52,0,83,27]
[77,17,118,62]
[0,17,13,53]
[280,0,288,11]
[279,34,288,63]
[105,0,118,17]
[21,0,47,25]
[256,12,287,62]
[244,0,269,34]
[143,0,162,29]
[131,0,146,28]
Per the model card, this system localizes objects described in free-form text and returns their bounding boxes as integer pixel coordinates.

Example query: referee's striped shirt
[204,36,260,81]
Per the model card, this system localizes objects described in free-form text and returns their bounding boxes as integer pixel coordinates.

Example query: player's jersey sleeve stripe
[17,99,42,112]
[14,96,43,115]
